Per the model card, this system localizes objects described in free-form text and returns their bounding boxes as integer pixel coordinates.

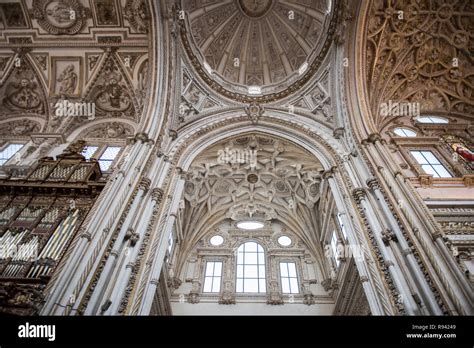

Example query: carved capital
[124,227,139,246]
[321,278,338,292]
[167,277,182,290]
[303,292,315,305]
[139,177,151,191]
[168,129,178,140]
[187,291,200,304]
[381,228,398,245]
[352,188,366,204]
[151,187,164,202]
[366,177,380,191]
[419,174,433,188]
[322,166,338,179]
[132,132,154,145]
[367,133,382,144]
[266,292,284,305]
[219,291,236,305]
[462,174,474,187]
[80,229,92,241]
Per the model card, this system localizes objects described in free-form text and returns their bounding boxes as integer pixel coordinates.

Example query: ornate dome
[180,0,338,102]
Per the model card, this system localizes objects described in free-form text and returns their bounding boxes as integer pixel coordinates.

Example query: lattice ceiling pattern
[178,135,326,261]
[365,0,474,129]
[182,0,331,95]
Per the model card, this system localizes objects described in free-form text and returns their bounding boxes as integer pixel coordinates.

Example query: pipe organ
[0,142,105,315]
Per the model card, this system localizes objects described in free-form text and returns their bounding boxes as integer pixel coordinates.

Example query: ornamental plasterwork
[0,0,152,139]
[77,122,135,140]
[172,66,225,129]
[31,0,91,35]
[85,54,139,119]
[175,135,332,278]
[0,119,42,137]
[286,69,336,126]
[0,58,47,117]
[177,0,342,103]
[365,0,474,129]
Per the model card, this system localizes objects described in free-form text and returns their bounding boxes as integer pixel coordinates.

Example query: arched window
[236,241,266,293]
[416,116,448,124]
[393,127,417,137]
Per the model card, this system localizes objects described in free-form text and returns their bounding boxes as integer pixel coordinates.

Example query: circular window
[210,235,224,246]
[278,236,292,247]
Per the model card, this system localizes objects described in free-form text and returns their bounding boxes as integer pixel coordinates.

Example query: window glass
[337,213,348,240]
[0,144,23,165]
[210,235,224,246]
[416,116,448,124]
[279,262,299,294]
[410,151,452,178]
[331,232,340,267]
[98,146,121,171]
[236,242,266,293]
[203,261,222,293]
[278,236,292,246]
[393,128,417,137]
[81,146,99,160]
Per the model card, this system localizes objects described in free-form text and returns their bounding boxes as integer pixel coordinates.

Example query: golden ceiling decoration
[365,0,473,129]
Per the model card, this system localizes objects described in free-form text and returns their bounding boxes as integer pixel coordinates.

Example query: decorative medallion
[237,0,273,18]
[31,0,91,35]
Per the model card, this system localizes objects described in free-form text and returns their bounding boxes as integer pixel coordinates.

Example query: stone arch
[129,112,393,315]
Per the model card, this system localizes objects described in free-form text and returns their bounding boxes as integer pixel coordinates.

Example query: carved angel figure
[57,65,77,95]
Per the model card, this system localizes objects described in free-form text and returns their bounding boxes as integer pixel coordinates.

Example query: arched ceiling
[178,134,327,262]
[362,0,473,130]
[180,0,339,103]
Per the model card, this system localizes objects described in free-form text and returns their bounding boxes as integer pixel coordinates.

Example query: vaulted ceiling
[177,134,329,269]
[363,0,473,130]
[179,0,339,102]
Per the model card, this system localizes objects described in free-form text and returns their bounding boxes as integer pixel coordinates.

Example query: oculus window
[277,236,292,247]
[210,235,224,246]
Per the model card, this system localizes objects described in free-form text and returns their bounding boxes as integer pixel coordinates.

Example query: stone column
[83,178,151,314]
[105,186,164,315]
[352,187,420,314]
[324,168,390,315]
[366,177,443,315]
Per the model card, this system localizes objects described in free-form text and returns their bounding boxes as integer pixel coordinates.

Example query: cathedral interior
[0,0,472,317]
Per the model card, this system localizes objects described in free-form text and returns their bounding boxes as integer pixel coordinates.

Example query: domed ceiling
[180,0,339,102]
